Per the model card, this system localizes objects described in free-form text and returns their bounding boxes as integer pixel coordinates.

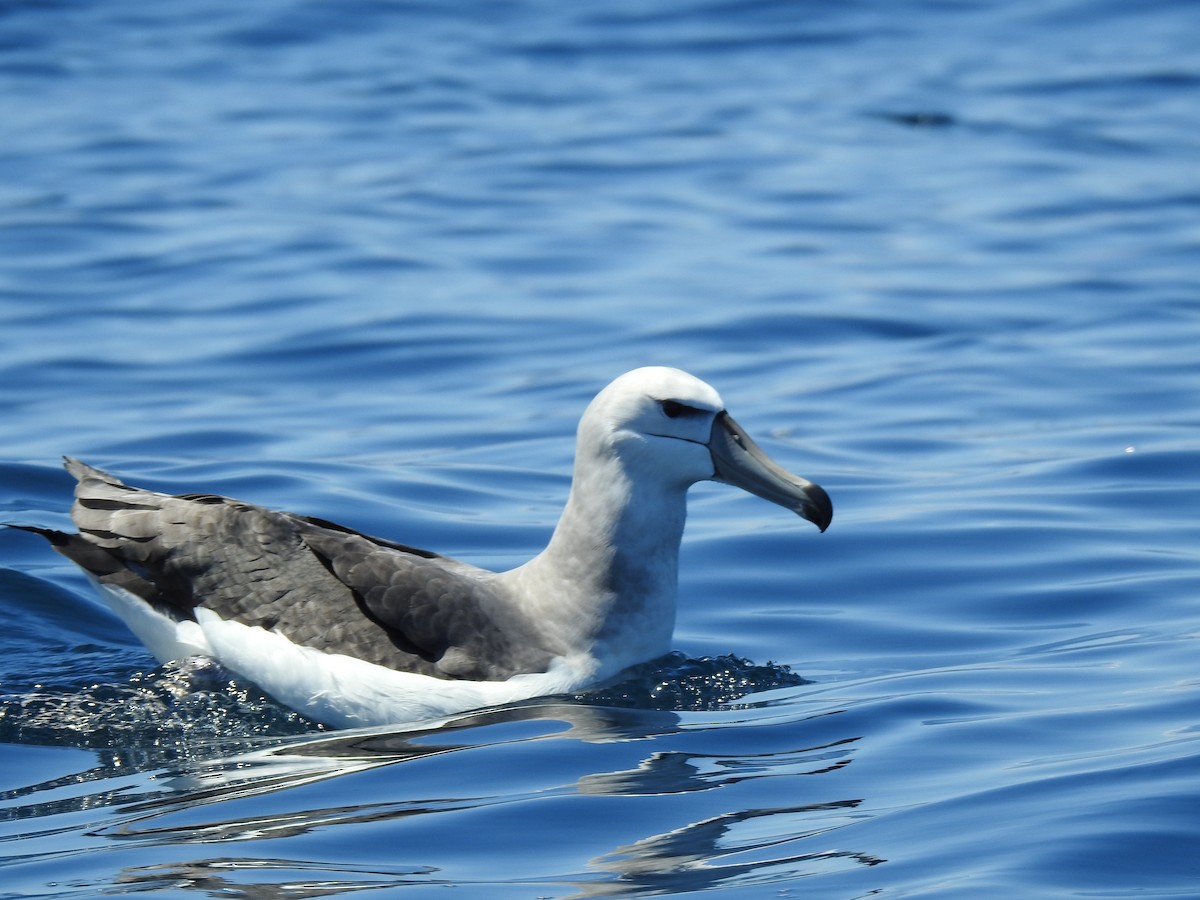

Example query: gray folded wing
[53,458,551,681]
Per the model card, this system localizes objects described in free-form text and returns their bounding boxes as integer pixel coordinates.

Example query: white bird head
[578,367,832,532]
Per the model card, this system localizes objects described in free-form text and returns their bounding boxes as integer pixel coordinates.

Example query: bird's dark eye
[661,399,702,419]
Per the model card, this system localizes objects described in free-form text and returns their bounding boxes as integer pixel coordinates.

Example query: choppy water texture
[2,1,1199,897]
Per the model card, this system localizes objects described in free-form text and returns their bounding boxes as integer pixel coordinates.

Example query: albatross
[15,367,831,728]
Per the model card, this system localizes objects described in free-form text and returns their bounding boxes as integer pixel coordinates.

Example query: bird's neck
[500,452,688,678]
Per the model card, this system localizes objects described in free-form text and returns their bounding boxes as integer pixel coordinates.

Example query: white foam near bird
[15,367,832,728]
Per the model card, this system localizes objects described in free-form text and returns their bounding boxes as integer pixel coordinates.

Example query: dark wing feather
[53,458,547,680]
[64,460,337,625]
[299,525,553,680]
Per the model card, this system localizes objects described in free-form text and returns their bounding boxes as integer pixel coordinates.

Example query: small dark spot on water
[879,110,957,128]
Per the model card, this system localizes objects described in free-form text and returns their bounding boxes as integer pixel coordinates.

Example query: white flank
[193,608,596,729]
[92,580,212,662]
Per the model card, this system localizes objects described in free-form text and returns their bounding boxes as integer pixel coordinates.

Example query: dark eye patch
[661,399,706,419]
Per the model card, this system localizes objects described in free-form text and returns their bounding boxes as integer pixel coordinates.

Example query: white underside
[92,581,598,729]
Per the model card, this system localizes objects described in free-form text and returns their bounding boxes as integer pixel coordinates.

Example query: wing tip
[64,457,123,485]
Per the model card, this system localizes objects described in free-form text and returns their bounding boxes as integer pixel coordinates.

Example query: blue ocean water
[2,0,1199,896]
